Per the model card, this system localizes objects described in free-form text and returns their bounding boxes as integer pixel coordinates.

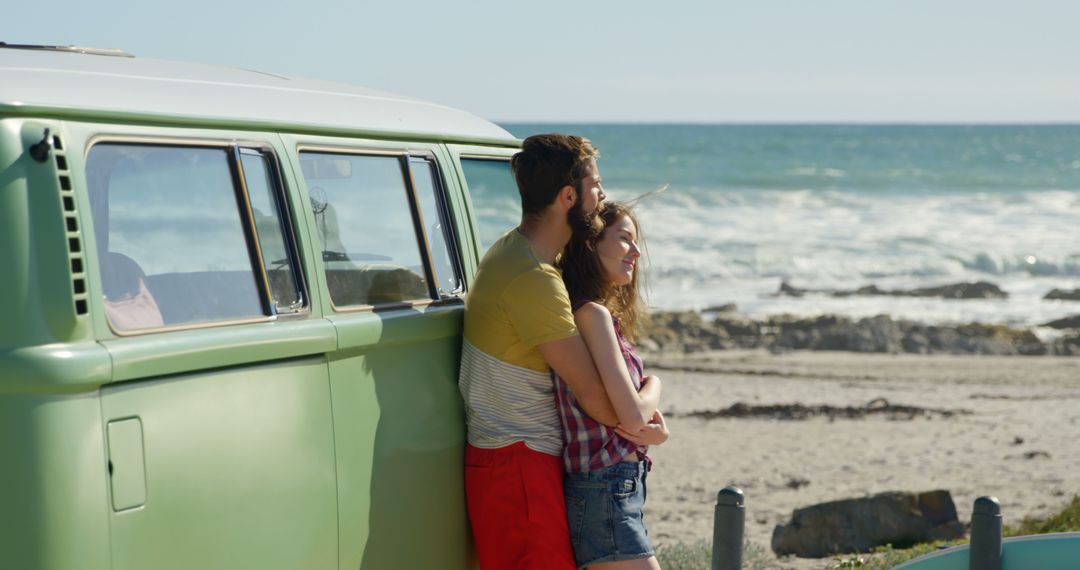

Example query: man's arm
[538,335,620,427]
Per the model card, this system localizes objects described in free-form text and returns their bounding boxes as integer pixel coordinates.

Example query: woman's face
[596,214,641,286]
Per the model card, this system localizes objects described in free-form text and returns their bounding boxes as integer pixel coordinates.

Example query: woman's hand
[614,410,669,446]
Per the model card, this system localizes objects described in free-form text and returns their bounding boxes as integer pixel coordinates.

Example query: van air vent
[51,134,88,316]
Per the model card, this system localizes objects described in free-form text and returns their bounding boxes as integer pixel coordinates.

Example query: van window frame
[456,152,517,259]
[296,144,465,313]
[85,135,311,337]
[406,152,466,301]
[443,143,519,282]
[233,146,309,315]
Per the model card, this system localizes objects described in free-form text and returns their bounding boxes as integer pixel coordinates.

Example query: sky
[4,0,1079,123]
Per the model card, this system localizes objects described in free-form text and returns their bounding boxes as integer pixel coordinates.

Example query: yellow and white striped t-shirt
[459,230,578,456]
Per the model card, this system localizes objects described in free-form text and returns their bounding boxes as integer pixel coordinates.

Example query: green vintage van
[0,44,522,570]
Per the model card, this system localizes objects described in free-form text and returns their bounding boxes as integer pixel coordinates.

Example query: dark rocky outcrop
[777,281,1008,300]
[777,315,906,353]
[641,311,1074,356]
[771,490,965,558]
[1042,314,1080,329]
[778,281,808,298]
[905,281,1009,299]
[1044,288,1080,301]
[1050,334,1080,356]
[639,311,730,353]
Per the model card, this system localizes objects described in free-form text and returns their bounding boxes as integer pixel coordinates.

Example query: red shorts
[465,442,576,570]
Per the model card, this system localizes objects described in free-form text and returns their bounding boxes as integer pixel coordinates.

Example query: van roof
[0,46,517,144]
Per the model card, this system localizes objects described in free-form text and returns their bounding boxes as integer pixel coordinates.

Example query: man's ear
[559,185,577,209]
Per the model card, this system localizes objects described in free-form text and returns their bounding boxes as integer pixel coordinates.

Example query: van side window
[86,143,305,332]
[299,152,431,307]
[459,158,517,255]
[239,149,304,313]
[86,144,264,331]
[409,157,463,297]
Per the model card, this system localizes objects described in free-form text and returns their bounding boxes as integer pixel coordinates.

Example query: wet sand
[642,350,1080,569]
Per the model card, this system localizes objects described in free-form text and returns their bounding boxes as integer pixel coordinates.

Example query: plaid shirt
[553,314,649,473]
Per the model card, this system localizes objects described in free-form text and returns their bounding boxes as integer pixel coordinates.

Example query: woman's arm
[615,410,670,446]
[575,302,661,432]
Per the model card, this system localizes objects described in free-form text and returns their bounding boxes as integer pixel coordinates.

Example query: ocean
[501,124,1080,329]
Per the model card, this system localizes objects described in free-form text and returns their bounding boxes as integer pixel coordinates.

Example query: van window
[299,152,431,307]
[240,149,304,313]
[86,144,264,330]
[459,158,517,255]
[409,157,463,297]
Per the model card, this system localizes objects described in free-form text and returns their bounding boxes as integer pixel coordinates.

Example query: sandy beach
[642,350,1080,569]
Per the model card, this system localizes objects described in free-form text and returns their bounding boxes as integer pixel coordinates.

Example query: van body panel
[0,119,92,350]
[101,319,337,383]
[0,392,112,570]
[280,134,473,568]
[327,306,470,570]
[1,49,517,146]
[99,356,338,570]
[0,342,111,393]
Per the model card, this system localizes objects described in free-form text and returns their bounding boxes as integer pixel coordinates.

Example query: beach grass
[1005,494,1080,536]
[654,539,779,569]
[826,542,958,569]
[826,495,1080,569]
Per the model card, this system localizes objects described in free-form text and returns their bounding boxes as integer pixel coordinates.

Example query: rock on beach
[770,490,965,558]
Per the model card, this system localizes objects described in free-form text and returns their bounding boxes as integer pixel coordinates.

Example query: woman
[554,201,669,570]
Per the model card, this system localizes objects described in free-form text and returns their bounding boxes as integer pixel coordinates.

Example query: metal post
[712,486,744,570]
[969,496,1002,570]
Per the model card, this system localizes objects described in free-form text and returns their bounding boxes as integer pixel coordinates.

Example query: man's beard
[568,196,603,240]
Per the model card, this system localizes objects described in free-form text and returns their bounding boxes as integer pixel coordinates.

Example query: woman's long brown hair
[559,201,645,342]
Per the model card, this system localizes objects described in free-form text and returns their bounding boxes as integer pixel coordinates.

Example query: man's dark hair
[510,134,599,218]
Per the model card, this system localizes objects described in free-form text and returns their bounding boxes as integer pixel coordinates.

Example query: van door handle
[106,417,147,512]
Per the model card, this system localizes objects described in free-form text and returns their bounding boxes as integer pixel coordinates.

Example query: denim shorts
[564,461,654,568]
